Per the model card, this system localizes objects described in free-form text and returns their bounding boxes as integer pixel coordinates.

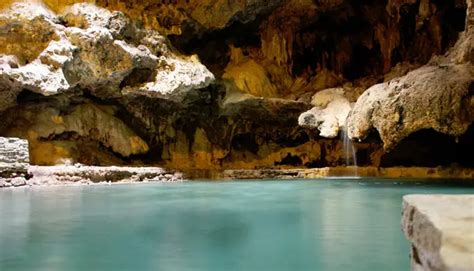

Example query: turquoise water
[0,179,472,271]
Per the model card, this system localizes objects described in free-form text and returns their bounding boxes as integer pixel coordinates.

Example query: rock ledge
[402,195,474,271]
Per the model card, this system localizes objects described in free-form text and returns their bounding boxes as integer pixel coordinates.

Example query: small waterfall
[341,126,358,176]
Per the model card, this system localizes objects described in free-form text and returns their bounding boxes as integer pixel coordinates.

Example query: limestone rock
[97,0,286,35]
[347,63,473,149]
[3,102,149,165]
[299,88,352,138]
[0,0,471,169]
[347,0,473,149]
[223,59,278,97]
[61,3,134,38]
[0,3,63,110]
[10,177,27,187]
[0,137,29,165]
[0,2,214,112]
[402,195,474,271]
[0,137,29,178]
[27,165,182,186]
[128,54,214,98]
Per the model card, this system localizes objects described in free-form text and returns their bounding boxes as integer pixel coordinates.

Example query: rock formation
[0,137,29,186]
[0,137,29,177]
[0,2,214,166]
[298,88,355,138]
[0,0,472,169]
[347,2,474,150]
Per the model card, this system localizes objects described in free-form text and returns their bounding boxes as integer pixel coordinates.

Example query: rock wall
[347,1,474,150]
[0,0,472,169]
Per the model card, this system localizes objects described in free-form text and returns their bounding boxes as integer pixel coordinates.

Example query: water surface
[0,179,472,271]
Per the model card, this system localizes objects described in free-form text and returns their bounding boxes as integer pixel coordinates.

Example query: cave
[0,1,473,270]
[0,0,472,173]
[381,126,474,167]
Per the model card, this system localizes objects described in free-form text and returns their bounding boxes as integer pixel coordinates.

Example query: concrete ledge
[402,195,474,271]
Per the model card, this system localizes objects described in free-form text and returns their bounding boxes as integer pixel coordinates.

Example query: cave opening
[275,153,303,166]
[380,126,474,167]
[169,18,263,77]
[231,133,259,154]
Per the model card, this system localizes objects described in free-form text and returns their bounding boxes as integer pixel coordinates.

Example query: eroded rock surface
[0,2,215,165]
[0,0,472,169]
[347,0,474,149]
[402,195,474,271]
[298,88,354,138]
[347,63,473,149]
[27,165,183,186]
[0,2,214,104]
[0,137,29,178]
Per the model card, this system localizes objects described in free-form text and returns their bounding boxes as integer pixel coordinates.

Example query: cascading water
[341,125,358,177]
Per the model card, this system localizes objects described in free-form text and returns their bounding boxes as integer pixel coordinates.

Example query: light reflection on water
[0,180,472,271]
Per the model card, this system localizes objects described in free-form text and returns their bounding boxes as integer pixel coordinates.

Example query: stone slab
[402,195,474,271]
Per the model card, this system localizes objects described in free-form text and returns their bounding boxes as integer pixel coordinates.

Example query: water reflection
[0,181,471,271]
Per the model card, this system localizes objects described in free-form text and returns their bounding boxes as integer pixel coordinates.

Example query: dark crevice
[275,153,303,166]
[169,16,264,77]
[412,246,422,265]
[16,89,50,103]
[119,68,156,88]
[231,133,259,154]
